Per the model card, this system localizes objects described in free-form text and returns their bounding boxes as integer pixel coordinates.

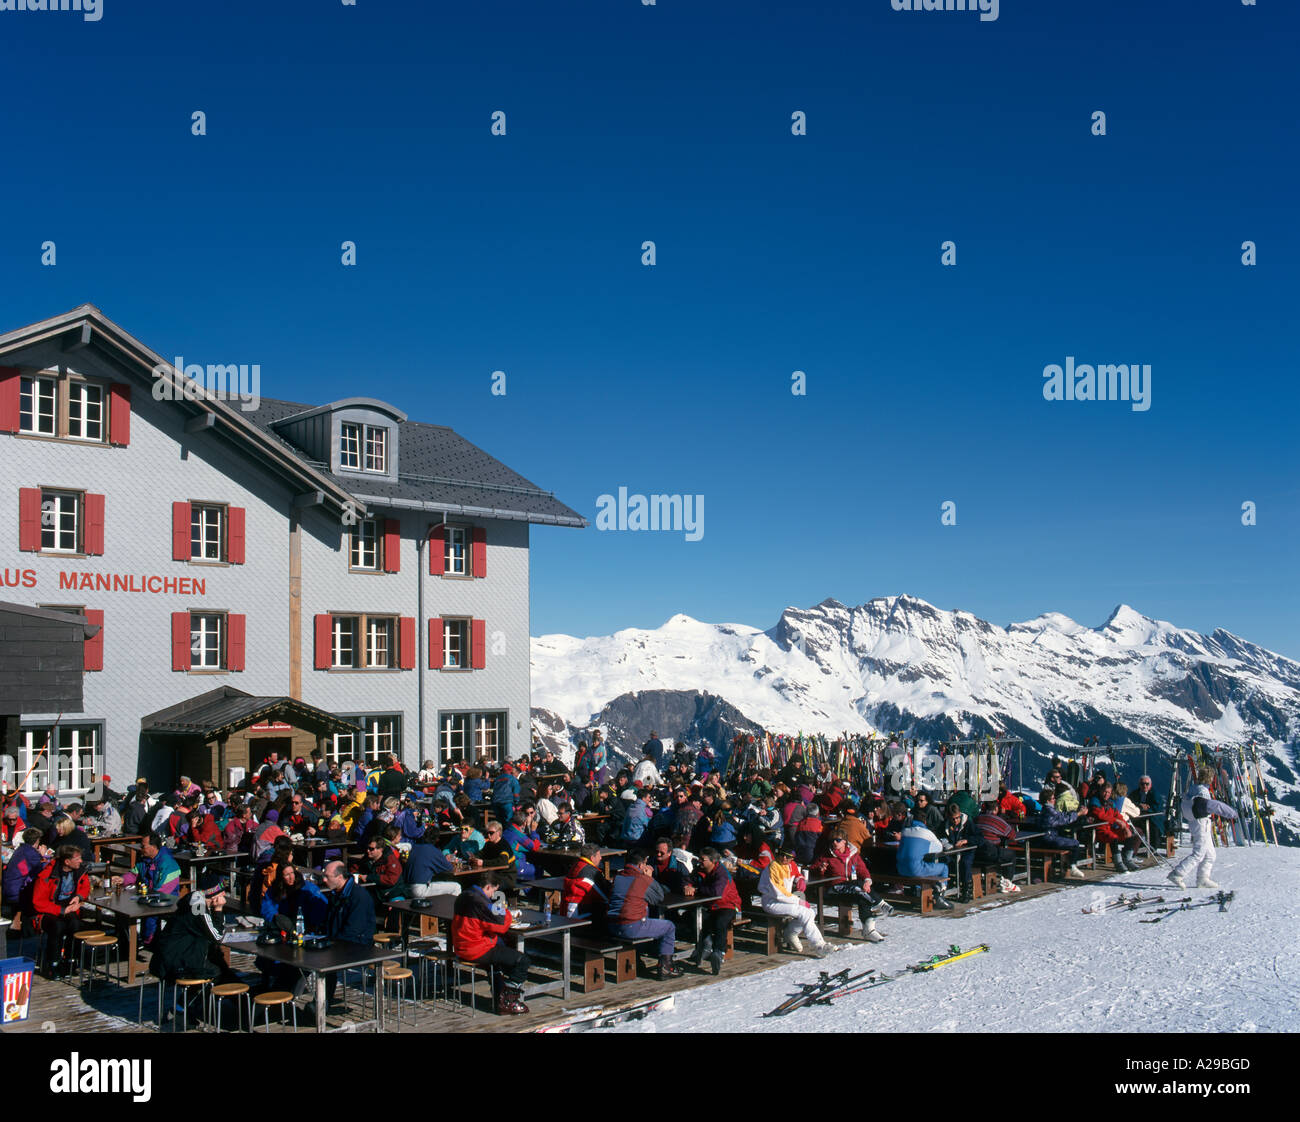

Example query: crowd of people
[0,735,1189,1020]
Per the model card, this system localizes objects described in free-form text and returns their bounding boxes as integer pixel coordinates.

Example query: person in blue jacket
[492,767,520,823]
[620,788,653,843]
[897,813,954,910]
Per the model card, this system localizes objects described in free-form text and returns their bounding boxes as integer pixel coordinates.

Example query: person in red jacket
[451,870,530,1015]
[811,830,889,942]
[562,844,611,930]
[32,844,92,977]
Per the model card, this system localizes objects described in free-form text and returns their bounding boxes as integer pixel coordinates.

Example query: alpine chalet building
[0,305,584,798]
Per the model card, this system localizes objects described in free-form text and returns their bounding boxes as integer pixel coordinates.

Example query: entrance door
[250,737,293,773]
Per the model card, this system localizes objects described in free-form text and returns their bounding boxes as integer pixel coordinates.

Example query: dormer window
[340,421,389,473]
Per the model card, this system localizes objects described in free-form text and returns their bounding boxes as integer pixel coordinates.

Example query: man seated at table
[649,836,686,895]
[405,826,462,898]
[356,834,405,901]
[1034,788,1087,878]
[313,859,377,1014]
[898,813,954,910]
[974,802,1020,882]
[561,843,611,930]
[502,811,542,881]
[683,846,742,975]
[606,848,682,979]
[1129,775,1164,845]
[151,871,240,1019]
[810,829,889,941]
[758,846,831,954]
[451,869,531,1015]
[122,832,183,944]
[282,793,319,837]
[85,796,122,837]
[31,844,90,977]
[473,821,518,892]
[446,819,485,862]
[542,804,585,848]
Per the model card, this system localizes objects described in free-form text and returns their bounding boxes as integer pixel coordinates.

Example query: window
[366,616,392,667]
[445,527,468,575]
[17,723,102,796]
[41,490,81,553]
[443,618,468,668]
[364,426,387,472]
[172,611,244,672]
[431,524,484,578]
[440,711,505,765]
[339,421,389,474]
[191,503,225,561]
[191,613,224,669]
[20,375,56,435]
[332,613,397,669]
[340,422,360,469]
[350,519,379,570]
[17,373,113,443]
[328,714,401,768]
[475,714,503,761]
[67,381,104,441]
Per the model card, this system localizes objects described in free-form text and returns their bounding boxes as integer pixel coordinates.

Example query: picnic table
[174,849,243,890]
[243,938,402,1032]
[85,891,179,984]
[387,897,591,1002]
[661,890,722,944]
[531,846,625,878]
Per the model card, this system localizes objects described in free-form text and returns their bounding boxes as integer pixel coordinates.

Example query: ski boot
[658,955,682,980]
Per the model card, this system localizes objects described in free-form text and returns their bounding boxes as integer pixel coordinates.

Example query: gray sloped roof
[246,397,586,527]
[141,686,361,739]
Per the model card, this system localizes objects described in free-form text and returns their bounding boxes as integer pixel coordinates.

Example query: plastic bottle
[295,907,305,946]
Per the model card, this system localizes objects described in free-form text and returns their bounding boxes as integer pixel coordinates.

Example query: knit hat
[198,871,226,899]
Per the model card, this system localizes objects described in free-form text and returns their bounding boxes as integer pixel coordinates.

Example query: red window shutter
[19,488,42,551]
[399,616,415,669]
[428,525,445,575]
[84,493,106,556]
[428,618,443,669]
[172,502,192,561]
[227,614,246,671]
[471,618,486,669]
[109,383,131,446]
[0,368,20,433]
[228,506,246,565]
[84,609,104,672]
[171,612,191,671]
[471,527,487,578]
[314,614,332,670]
[383,519,401,573]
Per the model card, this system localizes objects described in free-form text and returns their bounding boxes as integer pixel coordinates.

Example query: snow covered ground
[598,847,1300,1034]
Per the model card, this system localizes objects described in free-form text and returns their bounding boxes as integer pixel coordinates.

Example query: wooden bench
[555,933,661,987]
[739,908,792,955]
[870,873,944,914]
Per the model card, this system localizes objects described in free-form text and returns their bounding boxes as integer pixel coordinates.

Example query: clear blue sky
[3,1,1297,657]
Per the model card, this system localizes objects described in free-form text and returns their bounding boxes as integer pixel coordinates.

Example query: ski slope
[597,847,1300,1034]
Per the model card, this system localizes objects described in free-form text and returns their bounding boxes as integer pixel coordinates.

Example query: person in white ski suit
[758,848,827,954]
[1168,766,1237,889]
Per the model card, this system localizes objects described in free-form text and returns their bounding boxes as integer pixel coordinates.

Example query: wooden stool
[253,991,298,1032]
[373,933,396,947]
[79,933,119,993]
[171,978,212,1033]
[210,982,252,1033]
[381,966,415,1029]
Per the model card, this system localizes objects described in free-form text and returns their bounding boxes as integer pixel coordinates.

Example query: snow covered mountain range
[530,596,1300,834]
